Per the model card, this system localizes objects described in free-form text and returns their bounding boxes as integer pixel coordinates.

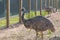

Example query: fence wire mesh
[0,0,60,28]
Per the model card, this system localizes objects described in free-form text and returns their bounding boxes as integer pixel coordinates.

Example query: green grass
[0,15,19,27]
[24,10,48,19]
[0,11,48,27]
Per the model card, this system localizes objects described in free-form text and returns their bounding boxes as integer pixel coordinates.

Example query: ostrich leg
[41,31,43,40]
[35,31,38,40]
[38,31,43,40]
[35,31,43,40]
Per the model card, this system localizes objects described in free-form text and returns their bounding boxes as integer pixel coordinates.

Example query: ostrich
[45,6,57,18]
[46,7,57,13]
[45,6,53,18]
[21,8,55,40]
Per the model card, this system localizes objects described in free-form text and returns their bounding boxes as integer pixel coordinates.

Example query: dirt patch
[0,12,60,40]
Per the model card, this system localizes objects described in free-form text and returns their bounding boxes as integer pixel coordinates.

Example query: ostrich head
[21,7,32,31]
[21,7,26,22]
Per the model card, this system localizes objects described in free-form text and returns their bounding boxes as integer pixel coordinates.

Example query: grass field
[0,11,48,27]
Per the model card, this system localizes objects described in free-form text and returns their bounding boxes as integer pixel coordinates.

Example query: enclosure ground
[0,12,60,40]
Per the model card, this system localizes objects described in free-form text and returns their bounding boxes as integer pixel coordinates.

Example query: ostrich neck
[21,12,26,22]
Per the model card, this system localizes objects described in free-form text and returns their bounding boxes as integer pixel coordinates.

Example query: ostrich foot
[37,32,43,40]
[47,30,52,38]
[27,29,31,32]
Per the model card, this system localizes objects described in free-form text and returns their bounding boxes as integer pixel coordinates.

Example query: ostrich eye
[22,9,24,11]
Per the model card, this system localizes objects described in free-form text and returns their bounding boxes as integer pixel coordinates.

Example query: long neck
[22,12,26,22]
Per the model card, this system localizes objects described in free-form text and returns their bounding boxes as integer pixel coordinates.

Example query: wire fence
[0,0,59,29]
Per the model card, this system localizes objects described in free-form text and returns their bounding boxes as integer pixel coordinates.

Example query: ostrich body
[23,16,55,32]
[21,8,55,40]
[45,6,52,12]
[45,6,56,13]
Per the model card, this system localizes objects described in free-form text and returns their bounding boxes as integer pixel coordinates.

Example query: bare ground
[0,12,60,40]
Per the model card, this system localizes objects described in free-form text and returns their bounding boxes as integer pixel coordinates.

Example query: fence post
[28,0,31,18]
[40,0,42,16]
[44,0,47,14]
[6,0,10,28]
[52,0,53,7]
[52,0,54,12]
[48,0,50,14]
[55,0,58,11]
[53,0,55,8]
[48,0,50,7]
[19,0,23,23]
[34,0,37,16]
[44,0,46,9]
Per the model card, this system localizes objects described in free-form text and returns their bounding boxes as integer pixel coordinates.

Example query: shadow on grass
[0,22,20,30]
